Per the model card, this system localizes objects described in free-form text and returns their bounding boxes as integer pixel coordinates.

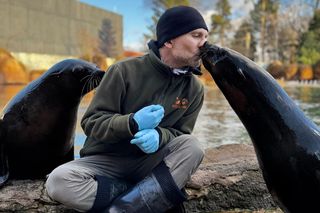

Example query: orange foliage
[92,54,108,71]
[299,65,313,80]
[123,50,144,58]
[115,50,145,62]
[0,49,27,84]
[313,61,320,79]
[29,69,46,81]
[267,61,284,79]
[199,65,216,87]
[0,85,25,104]
[79,54,108,71]
[0,48,12,59]
[284,64,299,80]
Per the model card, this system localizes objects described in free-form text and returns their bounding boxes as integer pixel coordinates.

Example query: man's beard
[176,54,201,68]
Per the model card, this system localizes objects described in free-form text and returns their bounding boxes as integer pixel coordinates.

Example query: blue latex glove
[133,105,164,130]
[130,129,159,154]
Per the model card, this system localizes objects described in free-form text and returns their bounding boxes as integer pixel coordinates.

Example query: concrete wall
[0,0,123,57]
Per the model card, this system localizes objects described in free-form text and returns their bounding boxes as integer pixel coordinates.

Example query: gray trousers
[45,135,204,212]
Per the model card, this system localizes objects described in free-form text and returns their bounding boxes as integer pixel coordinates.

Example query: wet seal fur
[201,43,320,213]
[0,59,105,187]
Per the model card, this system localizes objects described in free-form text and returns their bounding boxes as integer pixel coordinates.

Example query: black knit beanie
[156,6,208,48]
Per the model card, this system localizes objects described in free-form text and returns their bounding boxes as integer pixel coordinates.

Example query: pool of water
[2,82,320,158]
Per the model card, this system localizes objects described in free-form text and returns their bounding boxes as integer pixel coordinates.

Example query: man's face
[169,28,208,68]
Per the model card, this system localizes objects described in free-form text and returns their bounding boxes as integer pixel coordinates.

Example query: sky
[78,0,254,51]
[79,0,154,51]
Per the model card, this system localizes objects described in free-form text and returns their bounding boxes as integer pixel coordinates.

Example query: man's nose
[199,37,208,47]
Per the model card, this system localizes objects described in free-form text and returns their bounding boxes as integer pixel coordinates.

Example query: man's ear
[164,40,173,48]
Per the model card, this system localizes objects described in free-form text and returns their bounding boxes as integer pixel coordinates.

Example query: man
[46,5,208,213]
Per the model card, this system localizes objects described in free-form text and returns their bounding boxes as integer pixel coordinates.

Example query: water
[2,82,320,158]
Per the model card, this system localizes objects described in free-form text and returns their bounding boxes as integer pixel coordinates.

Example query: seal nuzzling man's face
[200,43,320,213]
[0,59,105,186]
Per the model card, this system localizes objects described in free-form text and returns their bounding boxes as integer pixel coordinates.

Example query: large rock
[0,180,74,212]
[0,144,282,212]
[185,144,280,212]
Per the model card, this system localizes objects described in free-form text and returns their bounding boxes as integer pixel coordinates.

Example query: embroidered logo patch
[172,97,189,109]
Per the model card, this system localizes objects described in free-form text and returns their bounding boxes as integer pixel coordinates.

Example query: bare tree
[143,0,190,45]
[250,0,279,63]
[99,19,116,57]
[209,0,232,46]
[77,28,99,60]
[231,20,256,60]
[277,0,312,63]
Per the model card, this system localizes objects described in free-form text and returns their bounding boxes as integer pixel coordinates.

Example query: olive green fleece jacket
[80,49,204,157]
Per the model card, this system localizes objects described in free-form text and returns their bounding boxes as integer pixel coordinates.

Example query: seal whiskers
[80,72,103,97]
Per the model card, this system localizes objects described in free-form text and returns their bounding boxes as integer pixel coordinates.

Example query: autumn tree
[209,0,231,46]
[275,0,314,63]
[298,9,320,65]
[99,18,116,57]
[231,20,256,60]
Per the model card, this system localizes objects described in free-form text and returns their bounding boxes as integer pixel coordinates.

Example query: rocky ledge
[0,144,282,213]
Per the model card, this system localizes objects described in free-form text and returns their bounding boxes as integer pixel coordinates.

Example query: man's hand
[130,129,159,154]
[133,105,164,130]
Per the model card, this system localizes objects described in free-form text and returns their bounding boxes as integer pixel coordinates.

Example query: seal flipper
[0,119,9,187]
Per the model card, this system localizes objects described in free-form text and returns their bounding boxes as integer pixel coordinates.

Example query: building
[0,0,122,70]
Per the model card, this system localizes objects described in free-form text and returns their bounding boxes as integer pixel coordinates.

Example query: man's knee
[168,134,204,164]
[180,135,204,163]
[45,165,72,202]
[164,135,204,188]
